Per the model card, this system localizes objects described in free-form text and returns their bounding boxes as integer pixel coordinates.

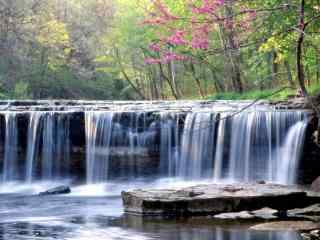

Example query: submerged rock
[39,186,71,196]
[122,183,317,217]
[288,204,320,221]
[251,221,320,231]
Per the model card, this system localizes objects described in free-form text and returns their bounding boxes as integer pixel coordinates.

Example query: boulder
[122,183,317,217]
[288,204,320,216]
[288,204,320,221]
[251,207,279,220]
[312,177,320,192]
[39,186,71,196]
[251,221,320,231]
[214,211,255,220]
[301,230,320,240]
[213,208,279,221]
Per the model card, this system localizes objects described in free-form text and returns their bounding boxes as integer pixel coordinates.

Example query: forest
[0,0,319,100]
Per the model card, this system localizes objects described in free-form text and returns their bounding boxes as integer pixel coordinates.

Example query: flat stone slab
[251,221,320,231]
[122,183,319,217]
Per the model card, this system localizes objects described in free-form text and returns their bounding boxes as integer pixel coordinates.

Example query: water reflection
[0,182,302,240]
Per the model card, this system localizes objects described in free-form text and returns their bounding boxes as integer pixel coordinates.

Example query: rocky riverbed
[122,183,320,217]
[122,183,320,239]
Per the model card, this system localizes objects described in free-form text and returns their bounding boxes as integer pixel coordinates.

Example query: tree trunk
[225,2,243,93]
[189,63,205,98]
[296,0,308,96]
[158,62,179,100]
[115,48,146,100]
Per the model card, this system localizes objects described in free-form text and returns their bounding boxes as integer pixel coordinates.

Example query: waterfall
[2,113,18,182]
[277,121,308,184]
[213,113,228,181]
[83,109,307,185]
[227,111,306,182]
[85,111,154,183]
[42,113,71,180]
[85,112,114,183]
[26,112,43,182]
[25,112,71,182]
[179,113,217,179]
[0,102,310,186]
[175,111,307,183]
[159,112,180,177]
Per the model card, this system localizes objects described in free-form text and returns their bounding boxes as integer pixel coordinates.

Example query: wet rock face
[301,230,320,240]
[288,204,320,222]
[312,177,320,192]
[122,184,319,217]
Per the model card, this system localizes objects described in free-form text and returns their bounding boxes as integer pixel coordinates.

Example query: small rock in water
[257,180,266,185]
[39,186,71,196]
[214,211,255,220]
[222,186,244,193]
[251,207,278,220]
[189,191,205,197]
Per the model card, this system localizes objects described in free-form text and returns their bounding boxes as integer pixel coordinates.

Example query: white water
[85,111,114,183]
[2,113,18,181]
[23,112,72,182]
[277,121,308,184]
[0,104,309,186]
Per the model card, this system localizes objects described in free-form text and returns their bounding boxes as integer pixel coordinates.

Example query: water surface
[0,180,302,240]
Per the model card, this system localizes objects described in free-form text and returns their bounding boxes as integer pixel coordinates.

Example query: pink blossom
[149,43,162,52]
[167,30,188,45]
[162,52,188,63]
[192,0,225,14]
[191,24,210,49]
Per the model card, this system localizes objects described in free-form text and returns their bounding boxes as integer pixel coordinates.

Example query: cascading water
[159,112,180,177]
[0,101,310,186]
[2,113,18,182]
[83,108,308,185]
[25,112,71,182]
[179,112,217,179]
[225,111,307,183]
[85,111,155,183]
[85,111,114,183]
[26,112,43,182]
[277,121,308,184]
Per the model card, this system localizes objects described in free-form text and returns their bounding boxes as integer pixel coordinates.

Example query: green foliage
[208,89,296,101]
[0,0,319,100]
[12,82,31,99]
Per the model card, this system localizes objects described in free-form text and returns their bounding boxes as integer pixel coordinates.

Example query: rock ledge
[122,184,319,217]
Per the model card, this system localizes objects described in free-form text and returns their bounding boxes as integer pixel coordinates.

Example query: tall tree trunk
[297,0,308,96]
[189,63,205,98]
[167,60,181,98]
[317,54,320,84]
[158,62,179,100]
[209,67,225,93]
[225,2,243,93]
